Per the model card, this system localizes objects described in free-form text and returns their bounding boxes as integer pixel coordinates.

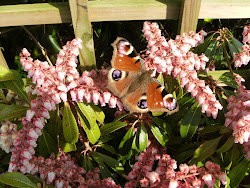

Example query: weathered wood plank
[178,0,202,34]
[69,0,96,70]
[0,0,249,27]
[0,3,71,27]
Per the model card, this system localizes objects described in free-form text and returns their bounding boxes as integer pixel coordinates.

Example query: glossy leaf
[231,37,243,52]
[218,72,238,89]
[99,144,117,155]
[228,159,250,188]
[98,153,124,175]
[0,172,37,188]
[79,111,100,144]
[62,102,79,144]
[118,123,135,157]
[193,136,221,162]
[89,103,105,123]
[100,122,127,136]
[91,152,113,179]
[180,103,201,140]
[37,129,59,158]
[1,70,29,104]
[0,65,16,81]
[149,123,167,147]
[137,123,148,152]
[216,136,235,153]
[77,102,97,126]
[59,139,76,153]
[0,104,28,121]
[205,39,219,58]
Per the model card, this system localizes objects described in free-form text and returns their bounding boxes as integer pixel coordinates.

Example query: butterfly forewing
[111,37,143,72]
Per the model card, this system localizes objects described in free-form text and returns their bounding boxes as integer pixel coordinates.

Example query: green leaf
[228,159,250,188]
[193,136,221,162]
[91,152,114,179]
[157,73,164,84]
[99,144,117,155]
[228,40,238,56]
[26,175,43,185]
[218,72,238,89]
[77,102,97,127]
[231,37,243,52]
[0,65,16,81]
[37,129,59,158]
[1,70,29,104]
[180,103,201,140]
[0,104,28,121]
[174,149,195,164]
[198,125,222,139]
[59,139,76,153]
[119,123,135,157]
[79,111,100,144]
[81,155,94,171]
[100,122,127,136]
[0,172,37,188]
[138,123,148,152]
[89,103,105,123]
[48,34,61,53]
[205,39,219,58]
[216,136,235,153]
[62,102,79,143]
[98,153,124,175]
[149,123,168,147]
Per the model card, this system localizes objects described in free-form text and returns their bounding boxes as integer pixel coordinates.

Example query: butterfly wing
[147,79,178,114]
[110,37,144,71]
[107,37,144,98]
[121,78,178,114]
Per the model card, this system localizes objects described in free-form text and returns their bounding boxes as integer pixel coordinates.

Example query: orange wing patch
[147,81,165,111]
[113,55,142,71]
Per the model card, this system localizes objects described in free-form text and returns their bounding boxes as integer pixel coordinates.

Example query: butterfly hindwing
[147,79,178,114]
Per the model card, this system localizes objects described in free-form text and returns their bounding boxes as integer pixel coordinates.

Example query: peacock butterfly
[107,37,178,114]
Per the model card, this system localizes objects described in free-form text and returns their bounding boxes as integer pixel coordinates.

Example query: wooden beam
[178,0,202,34]
[0,0,249,27]
[69,0,96,70]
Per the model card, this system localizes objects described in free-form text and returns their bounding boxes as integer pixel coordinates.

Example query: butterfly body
[107,37,178,114]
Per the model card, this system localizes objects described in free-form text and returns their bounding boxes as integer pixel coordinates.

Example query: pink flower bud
[26,110,35,121]
[59,92,67,102]
[52,93,61,104]
[70,90,77,101]
[108,96,117,108]
[168,180,179,188]
[76,88,84,102]
[202,174,214,187]
[85,91,92,103]
[92,90,101,105]
[21,149,32,159]
[28,129,39,139]
[47,171,56,183]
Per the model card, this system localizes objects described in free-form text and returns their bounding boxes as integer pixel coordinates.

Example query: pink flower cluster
[233,25,250,67]
[142,22,223,119]
[225,26,250,158]
[27,153,120,188]
[0,120,18,153]
[225,74,250,158]
[9,38,122,173]
[124,146,227,188]
[242,25,250,44]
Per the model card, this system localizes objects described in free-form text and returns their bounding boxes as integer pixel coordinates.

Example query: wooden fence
[0,0,250,68]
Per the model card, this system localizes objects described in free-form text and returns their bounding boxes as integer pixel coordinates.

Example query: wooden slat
[178,0,202,34]
[0,0,249,27]
[69,0,96,70]
[0,3,71,27]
